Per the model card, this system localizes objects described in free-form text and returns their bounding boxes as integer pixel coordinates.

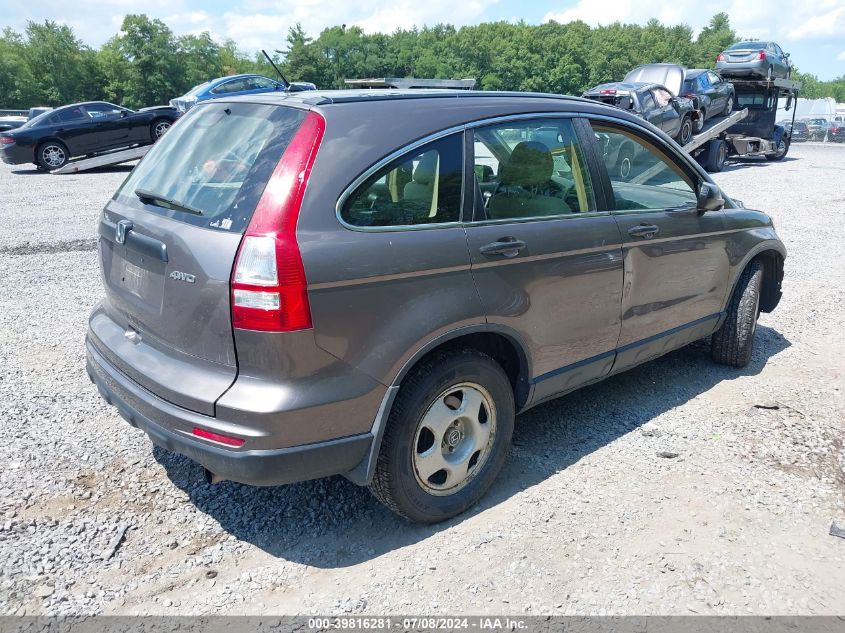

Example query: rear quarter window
[115,102,306,233]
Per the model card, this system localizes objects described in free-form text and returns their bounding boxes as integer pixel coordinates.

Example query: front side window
[653,89,672,107]
[473,118,595,221]
[84,103,121,118]
[639,92,656,111]
[592,123,697,211]
[340,134,463,228]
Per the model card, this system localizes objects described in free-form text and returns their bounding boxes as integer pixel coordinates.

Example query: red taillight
[600,89,617,95]
[716,54,725,62]
[192,427,245,447]
[0,136,14,145]
[231,111,325,332]
[758,51,766,60]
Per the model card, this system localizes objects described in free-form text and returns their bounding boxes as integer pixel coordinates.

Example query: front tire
[370,349,515,523]
[723,95,734,116]
[677,115,693,146]
[694,109,705,133]
[711,260,764,368]
[36,141,69,170]
[766,137,789,161]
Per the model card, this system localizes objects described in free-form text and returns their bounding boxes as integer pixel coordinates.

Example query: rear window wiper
[134,188,204,216]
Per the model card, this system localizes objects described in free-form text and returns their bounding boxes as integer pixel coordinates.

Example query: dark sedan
[682,70,735,132]
[0,101,178,170]
[582,81,696,145]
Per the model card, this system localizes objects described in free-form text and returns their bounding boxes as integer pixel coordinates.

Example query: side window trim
[336,128,466,232]
[583,116,703,214]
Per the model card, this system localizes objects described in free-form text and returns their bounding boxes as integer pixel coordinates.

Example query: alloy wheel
[154,121,171,138]
[42,145,66,168]
[412,382,497,496]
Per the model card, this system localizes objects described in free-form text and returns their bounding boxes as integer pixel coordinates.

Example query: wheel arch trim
[344,323,533,486]
[724,241,786,316]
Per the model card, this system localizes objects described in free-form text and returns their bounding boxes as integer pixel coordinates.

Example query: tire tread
[711,260,764,367]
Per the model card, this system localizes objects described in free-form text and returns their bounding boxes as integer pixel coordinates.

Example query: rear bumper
[86,341,373,487]
[0,144,31,165]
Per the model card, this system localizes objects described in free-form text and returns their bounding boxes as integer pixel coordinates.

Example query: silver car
[716,41,792,79]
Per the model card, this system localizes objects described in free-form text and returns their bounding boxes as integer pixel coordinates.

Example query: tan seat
[487,141,569,219]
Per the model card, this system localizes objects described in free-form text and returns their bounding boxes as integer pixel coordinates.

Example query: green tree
[105,14,181,108]
[695,12,737,68]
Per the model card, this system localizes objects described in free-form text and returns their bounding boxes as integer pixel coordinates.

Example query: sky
[2,0,844,80]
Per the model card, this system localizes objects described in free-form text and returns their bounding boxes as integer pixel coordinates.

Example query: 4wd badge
[169,271,196,283]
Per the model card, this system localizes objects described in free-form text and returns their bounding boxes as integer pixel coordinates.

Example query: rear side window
[340,134,463,228]
[116,102,305,233]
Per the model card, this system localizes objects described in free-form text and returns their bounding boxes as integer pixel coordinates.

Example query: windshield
[728,41,763,50]
[184,82,211,97]
[115,102,306,232]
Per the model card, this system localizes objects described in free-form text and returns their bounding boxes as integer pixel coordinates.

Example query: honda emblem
[116,220,133,245]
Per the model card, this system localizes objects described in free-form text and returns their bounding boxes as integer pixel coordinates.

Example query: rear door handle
[479,237,526,257]
[627,224,660,239]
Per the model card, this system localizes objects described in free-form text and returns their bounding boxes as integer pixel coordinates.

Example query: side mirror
[697,181,724,212]
[119,110,128,118]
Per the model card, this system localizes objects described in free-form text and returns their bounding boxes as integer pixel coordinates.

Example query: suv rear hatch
[90,101,308,415]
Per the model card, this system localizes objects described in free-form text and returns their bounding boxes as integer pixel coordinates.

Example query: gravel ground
[1,143,843,616]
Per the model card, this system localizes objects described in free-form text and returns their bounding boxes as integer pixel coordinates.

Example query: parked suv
[87,91,785,523]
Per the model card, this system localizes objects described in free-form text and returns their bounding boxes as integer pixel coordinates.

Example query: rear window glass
[116,102,305,233]
[728,41,762,50]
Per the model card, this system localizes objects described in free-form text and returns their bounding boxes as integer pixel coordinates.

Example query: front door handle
[627,223,660,239]
[479,237,526,257]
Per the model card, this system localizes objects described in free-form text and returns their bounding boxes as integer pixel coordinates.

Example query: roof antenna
[262,49,290,90]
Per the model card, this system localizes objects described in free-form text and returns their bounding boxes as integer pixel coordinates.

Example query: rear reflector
[231,111,325,332]
[192,427,245,447]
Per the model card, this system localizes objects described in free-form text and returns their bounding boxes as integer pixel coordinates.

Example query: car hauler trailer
[683,76,801,172]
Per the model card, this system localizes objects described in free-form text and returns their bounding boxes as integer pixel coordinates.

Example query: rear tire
[370,349,515,523]
[150,118,171,141]
[615,144,635,180]
[704,139,727,172]
[711,260,764,368]
[36,141,69,170]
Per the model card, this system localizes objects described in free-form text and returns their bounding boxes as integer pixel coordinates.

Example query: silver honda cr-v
[87,90,785,523]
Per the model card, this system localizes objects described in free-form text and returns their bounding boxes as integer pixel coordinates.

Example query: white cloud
[543,0,845,44]
[789,5,845,40]
[838,50,845,61]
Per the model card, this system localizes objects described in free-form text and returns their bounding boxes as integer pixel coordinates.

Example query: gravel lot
[1,143,843,616]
